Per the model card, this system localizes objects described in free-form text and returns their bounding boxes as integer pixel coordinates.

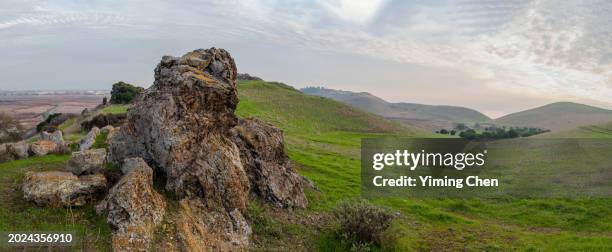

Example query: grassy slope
[1,81,610,251]
[237,81,612,251]
[538,121,612,138]
[493,102,612,132]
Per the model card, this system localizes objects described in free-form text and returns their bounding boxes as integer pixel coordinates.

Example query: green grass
[100,104,128,114]
[235,81,612,251]
[1,80,609,251]
[539,121,612,138]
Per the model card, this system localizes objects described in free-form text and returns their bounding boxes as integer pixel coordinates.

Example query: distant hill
[493,102,612,132]
[300,87,490,131]
[537,121,612,138]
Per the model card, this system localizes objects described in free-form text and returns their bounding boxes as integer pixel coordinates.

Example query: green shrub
[333,199,395,250]
[110,81,144,104]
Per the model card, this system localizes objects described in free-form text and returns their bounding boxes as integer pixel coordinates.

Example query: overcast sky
[1,0,611,118]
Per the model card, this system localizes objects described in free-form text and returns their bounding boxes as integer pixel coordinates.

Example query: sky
[0,0,611,118]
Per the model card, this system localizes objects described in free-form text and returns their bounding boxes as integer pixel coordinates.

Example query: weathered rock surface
[40,130,64,146]
[79,126,100,151]
[6,141,29,159]
[22,171,106,207]
[96,158,165,251]
[176,199,251,251]
[120,157,150,174]
[106,48,307,250]
[232,118,308,208]
[29,140,58,156]
[67,148,107,175]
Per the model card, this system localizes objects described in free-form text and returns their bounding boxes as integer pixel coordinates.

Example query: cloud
[0,0,610,113]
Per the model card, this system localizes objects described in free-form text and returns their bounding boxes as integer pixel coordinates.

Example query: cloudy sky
[1,0,611,117]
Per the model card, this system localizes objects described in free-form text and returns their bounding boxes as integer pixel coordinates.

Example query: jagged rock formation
[96,158,165,251]
[232,118,308,208]
[67,148,107,175]
[107,48,308,250]
[79,126,100,151]
[22,171,106,207]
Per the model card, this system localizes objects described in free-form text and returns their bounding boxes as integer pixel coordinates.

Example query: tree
[455,123,468,131]
[439,129,449,134]
[450,130,456,135]
[102,96,108,105]
[110,81,144,104]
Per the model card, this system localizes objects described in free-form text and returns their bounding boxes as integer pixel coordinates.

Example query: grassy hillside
[494,102,612,132]
[300,87,490,131]
[539,121,612,138]
[239,81,612,250]
[1,81,610,251]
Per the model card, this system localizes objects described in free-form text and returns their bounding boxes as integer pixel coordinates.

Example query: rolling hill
[493,102,612,132]
[538,121,612,138]
[300,87,490,131]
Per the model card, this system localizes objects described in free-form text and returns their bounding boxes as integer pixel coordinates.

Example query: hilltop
[301,87,490,131]
[493,102,612,131]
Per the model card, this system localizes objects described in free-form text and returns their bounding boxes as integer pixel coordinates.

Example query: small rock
[40,130,64,146]
[6,141,29,159]
[22,171,106,207]
[67,148,107,175]
[79,127,100,151]
[30,140,58,156]
[96,158,166,251]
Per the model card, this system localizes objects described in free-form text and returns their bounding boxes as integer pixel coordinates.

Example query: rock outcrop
[96,158,165,251]
[29,140,58,156]
[106,48,308,250]
[67,148,107,175]
[79,126,100,151]
[22,171,106,207]
[232,118,308,208]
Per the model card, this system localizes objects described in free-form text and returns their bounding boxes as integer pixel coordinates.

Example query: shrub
[36,113,73,133]
[110,81,144,104]
[80,113,126,131]
[332,199,395,250]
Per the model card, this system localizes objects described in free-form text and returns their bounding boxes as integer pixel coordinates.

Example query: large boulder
[40,130,65,146]
[29,140,58,156]
[232,118,308,208]
[22,171,106,207]
[79,126,100,151]
[96,158,165,251]
[67,148,107,175]
[106,48,307,249]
